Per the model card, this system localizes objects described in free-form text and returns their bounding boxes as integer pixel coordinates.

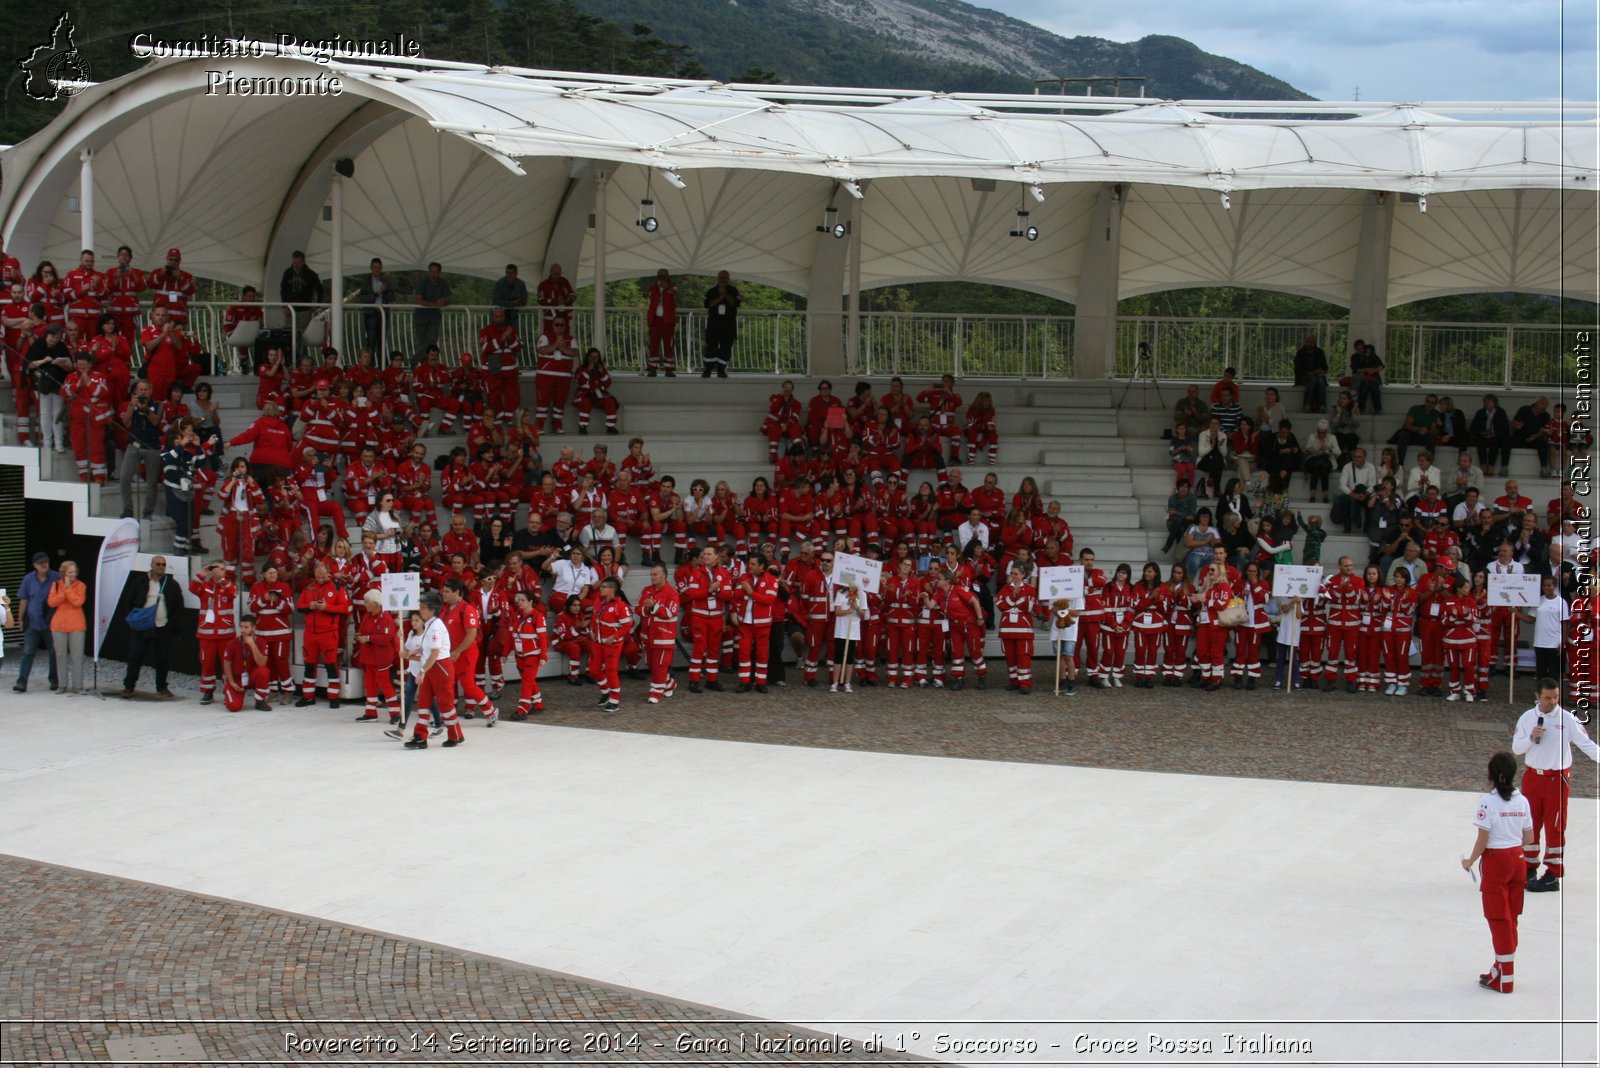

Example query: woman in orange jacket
[48,560,89,693]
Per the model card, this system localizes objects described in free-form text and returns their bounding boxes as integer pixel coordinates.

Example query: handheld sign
[381,572,420,613]
[830,551,882,594]
[825,406,847,431]
[1487,573,1540,607]
[1272,564,1323,599]
[1037,565,1083,602]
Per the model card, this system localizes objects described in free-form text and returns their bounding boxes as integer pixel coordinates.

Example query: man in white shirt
[577,508,620,554]
[1452,488,1487,528]
[1407,451,1443,499]
[1445,452,1484,504]
[1334,447,1379,533]
[1511,677,1600,891]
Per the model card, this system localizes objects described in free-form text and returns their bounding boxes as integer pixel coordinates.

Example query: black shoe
[606,427,619,435]
[328,699,341,710]
[701,369,712,378]
[805,678,816,687]
[255,701,273,711]
[646,368,658,377]
[10,684,23,693]
[1232,677,1243,690]
[736,683,751,693]
[404,737,428,749]
[597,693,610,706]
[1346,682,1358,694]
[949,679,964,691]
[716,368,728,378]
[1528,873,1560,893]
[578,427,588,435]
[1062,682,1077,696]
[355,712,376,721]
[754,684,768,693]
[567,676,583,686]
[511,711,528,722]
[689,681,703,694]
[294,697,315,707]
[199,693,214,705]
[859,678,875,687]
[1006,682,1020,692]
[1245,678,1257,690]
[1204,682,1222,692]
[706,680,724,692]
[442,736,464,748]
[664,371,676,377]
[975,676,987,690]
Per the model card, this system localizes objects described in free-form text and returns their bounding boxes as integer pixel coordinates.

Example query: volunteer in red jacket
[509,590,550,719]
[1462,752,1534,993]
[735,555,780,692]
[882,557,921,689]
[1076,548,1108,686]
[442,578,495,725]
[534,317,578,434]
[404,591,462,749]
[354,590,401,724]
[682,546,732,692]
[478,305,523,424]
[295,560,350,708]
[147,247,195,323]
[1192,562,1234,692]
[190,562,238,705]
[229,402,296,485]
[216,459,267,584]
[248,564,295,701]
[637,564,681,704]
[1100,564,1136,687]
[995,566,1037,694]
[102,245,145,338]
[219,615,271,713]
[1442,574,1480,702]
[589,577,632,712]
[761,381,803,461]
[63,249,107,337]
[62,352,112,483]
[574,348,620,435]
[1320,555,1366,692]
[916,374,963,464]
[936,570,986,691]
[1129,563,1168,687]
[1512,677,1600,892]
[645,268,678,376]
[1380,568,1417,696]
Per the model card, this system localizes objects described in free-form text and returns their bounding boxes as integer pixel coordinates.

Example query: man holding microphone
[1512,677,1599,892]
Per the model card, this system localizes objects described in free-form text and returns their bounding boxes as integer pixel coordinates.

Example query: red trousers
[1382,632,1413,685]
[302,631,341,700]
[1443,639,1478,693]
[646,641,675,700]
[1235,628,1264,677]
[589,639,623,700]
[255,634,292,691]
[1522,767,1571,876]
[1195,624,1227,678]
[917,622,946,681]
[1490,608,1519,666]
[455,647,489,714]
[1001,635,1033,689]
[515,655,545,713]
[947,621,986,680]
[1132,628,1164,679]
[1100,629,1129,680]
[1356,630,1383,688]
[1078,616,1102,677]
[738,624,772,684]
[553,637,585,678]
[218,514,258,582]
[1480,846,1525,991]
[576,394,618,430]
[223,668,270,712]
[1163,630,1191,679]
[488,372,520,420]
[1419,619,1444,687]
[361,663,399,719]
[70,414,109,481]
[1325,626,1361,680]
[197,636,232,695]
[535,374,571,430]
[648,320,675,371]
[689,614,724,681]
[886,622,917,683]
[414,660,462,741]
[1298,630,1326,680]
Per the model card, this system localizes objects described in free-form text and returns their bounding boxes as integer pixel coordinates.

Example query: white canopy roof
[3,51,1595,306]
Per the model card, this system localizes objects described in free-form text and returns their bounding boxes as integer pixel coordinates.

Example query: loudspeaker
[334,158,355,178]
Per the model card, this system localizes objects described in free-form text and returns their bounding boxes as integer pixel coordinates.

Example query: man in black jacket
[116,556,186,699]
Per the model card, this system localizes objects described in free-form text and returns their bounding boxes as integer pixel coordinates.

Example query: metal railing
[109,302,1587,387]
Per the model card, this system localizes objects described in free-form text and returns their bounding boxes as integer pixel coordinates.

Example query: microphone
[1535,713,1545,743]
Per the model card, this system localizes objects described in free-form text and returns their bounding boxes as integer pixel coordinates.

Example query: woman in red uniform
[1162,564,1193,686]
[905,482,938,557]
[1382,568,1418,696]
[216,459,267,584]
[248,564,295,700]
[1442,574,1481,702]
[589,577,633,712]
[1235,561,1271,689]
[882,557,921,689]
[1100,563,1135,687]
[636,564,680,704]
[1356,565,1390,694]
[551,596,589,685]
[354,590,401,723]
[1461,751,1533,993]
[1193,562,1235,692]
[574,348,620,435]
[89,314,132,407]
[995,565,1037,694]
[1298,594,1329,689]
[1472,570,1494,699]
[509,590,549,719]
[964,391,1000,466]
[1130,563,1168,687]
[743,477,779,551]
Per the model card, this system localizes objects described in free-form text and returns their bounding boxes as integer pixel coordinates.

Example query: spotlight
[816,207,849,239]
[1029,183,1045,204]
[1010,211,1039,241]
[636,198,658,233]
[1418,195,1428,213]
[842,180,864,200]
[1219,191,1231,210]
[661,169,686,190]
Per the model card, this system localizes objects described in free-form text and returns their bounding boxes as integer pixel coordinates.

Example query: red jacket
[229,417,295,470]
[356,609,399,670]
[296,581,350,641]
[190,577,238,638]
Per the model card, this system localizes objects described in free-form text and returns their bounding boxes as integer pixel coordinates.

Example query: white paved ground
[2,692,1595,1067]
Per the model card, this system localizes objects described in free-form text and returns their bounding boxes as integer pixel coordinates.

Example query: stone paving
[0,856,911,1065]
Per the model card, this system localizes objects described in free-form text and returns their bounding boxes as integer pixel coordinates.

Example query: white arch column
[806,187,858,377]
[1072,185,1126,380]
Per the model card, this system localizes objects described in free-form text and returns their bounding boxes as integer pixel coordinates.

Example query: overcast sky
[988,0,1598,103]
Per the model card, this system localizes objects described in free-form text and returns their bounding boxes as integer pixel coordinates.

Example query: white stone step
[1032,420,1124,438]
[1028,389,1115,408]
[1039,449,1134,466]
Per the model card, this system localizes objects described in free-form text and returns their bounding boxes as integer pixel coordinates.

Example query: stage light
[1029,183,1045,204]
[816,207,849,238]
[1219,191,1231,210]
[1418,195,1428,213]
[1010,211,1038,241]
[661,169,686,190]
[842,180,863,199]
[636,198,658,232]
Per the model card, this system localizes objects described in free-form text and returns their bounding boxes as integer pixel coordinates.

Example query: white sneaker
[1111,677,1123,688]
[1395,685,1408,696]
[1446,691,1461,701]
[931,678,943,688]
[1462,691,1475,702]
[647,695,660,704]
[843,683,853,693]
[829,682,838,693]
[1383,683,1396,695]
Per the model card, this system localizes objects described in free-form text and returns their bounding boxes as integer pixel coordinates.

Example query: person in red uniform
[1161,564,1193,686]
[1380,568,1418,696]
[478,305,524,424]
[681,545,732,692]
[101,245,145,338]
[412,346,456,433]
[881,557,921,688]
[139,306,201,403]
[536,263,575,334]
[296,560,350,708]
[1462,752,1535,993]
[995,566,1038,694]
[589,577,633,712]
[216,459,267,583]
[761,381,805,462]
[964,391,1000,466]
[804,380,844,447]
[1415,563,1452,695]
[1354,565,1389,694]
[644,268,678,376]
[88,314,132,408]
[62,353,112,482]
[249,564,295,701]
[776,478,818,560]
[394,441,434,527]
[1322,555,1367,692]
[1130,563,1168,687]
[1193,562,1236,691]
[222,286,265,369]
[534,318,578,434]
[917,373,964,464]
[147,247,195,324]
[1100,563,1136,687]
[1442,574,1481,702]
[933,570,984,690]
[574,348,620,435]
[220,615,271,712]
[26,263,65,325]
[292,447,346,539]
[735,554,781,691]
[354,590,401,723]
[442,578,495,724]
[507,590,550,718]
[1075,548,1108,686]
[405,591,465,748]
[1297,595,1328,689]
[190,562,238,705]
[63,249,107,337]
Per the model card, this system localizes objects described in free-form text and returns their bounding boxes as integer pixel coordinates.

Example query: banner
[830,552,882,594]
[1036,565,1083,602]
[1487,573,1540,607]
[1272,564,1323,599]
[93,517,141,661]
[381,571,420,613]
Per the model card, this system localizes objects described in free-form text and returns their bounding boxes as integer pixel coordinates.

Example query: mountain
[570,0,1314,99]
